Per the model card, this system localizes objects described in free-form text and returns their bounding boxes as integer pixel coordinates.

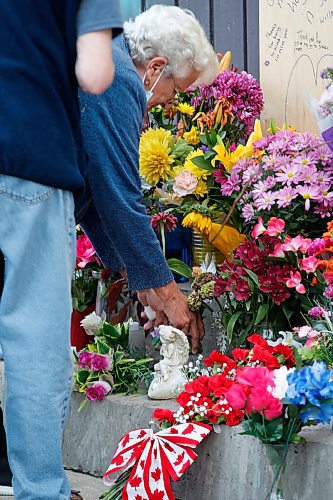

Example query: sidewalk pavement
[0,470,105,500]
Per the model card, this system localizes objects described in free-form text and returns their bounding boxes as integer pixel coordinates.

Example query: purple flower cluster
[191,70,264,134]
[214,130,333,224]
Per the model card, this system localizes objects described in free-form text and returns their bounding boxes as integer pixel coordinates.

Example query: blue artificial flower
[286,362,333,424]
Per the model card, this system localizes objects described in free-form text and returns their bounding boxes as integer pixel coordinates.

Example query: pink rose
[173,170,198,197]
[85,381,112,401]
[90,354,111,371]
[78,351,93,368]
[76,234,96,269]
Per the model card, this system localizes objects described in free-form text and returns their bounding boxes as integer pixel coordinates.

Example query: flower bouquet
[185,216,321,347]
[74,316,153,410]
[101,334,333,499]
[214,127,333,238]
[139,65,264,263]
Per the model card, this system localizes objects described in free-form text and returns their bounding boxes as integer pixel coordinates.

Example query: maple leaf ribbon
[103,422,211,500]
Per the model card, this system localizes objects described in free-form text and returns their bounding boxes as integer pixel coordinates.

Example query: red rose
[231,348,250,363]
[247,333,272,350]
[152,408,175,424]
[272,344,295,368]
[251,345,280,370]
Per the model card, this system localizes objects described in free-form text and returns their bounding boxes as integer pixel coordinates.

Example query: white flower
[80,312,103,336]
[200,253,217,274]
[272,366,295,400]
[267,330,302,349]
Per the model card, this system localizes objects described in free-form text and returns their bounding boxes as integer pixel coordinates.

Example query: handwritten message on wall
[260,0,333,132]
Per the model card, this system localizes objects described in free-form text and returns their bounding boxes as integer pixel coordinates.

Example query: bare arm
[76,29,114,94]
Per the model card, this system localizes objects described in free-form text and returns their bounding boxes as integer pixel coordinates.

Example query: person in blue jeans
[0,1,122,499]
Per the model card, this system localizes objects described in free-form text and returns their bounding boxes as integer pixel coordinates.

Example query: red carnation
[247,334,271,350]
[272,344,295,368]
[225,410,244,426]
[208,374,234,397]
[176,391,191,409]
[184,375,211,397]
[231,348,250,363]
[152,408,175,424]
[251,345,280,370]
[204,350,236,368]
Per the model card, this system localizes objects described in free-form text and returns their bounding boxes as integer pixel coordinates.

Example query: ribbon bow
[103,422,211,499]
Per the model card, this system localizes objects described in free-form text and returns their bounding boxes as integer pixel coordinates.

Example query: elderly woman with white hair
[79,5,217,352]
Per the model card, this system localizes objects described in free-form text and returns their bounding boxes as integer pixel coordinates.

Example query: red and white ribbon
[103,423,211,499]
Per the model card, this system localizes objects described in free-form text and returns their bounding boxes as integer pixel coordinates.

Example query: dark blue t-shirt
[0,0,122,192]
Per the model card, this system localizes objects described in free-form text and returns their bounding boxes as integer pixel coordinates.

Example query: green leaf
[204,150,216,160]
[78,398,88,412]
[244,269,260,287]
[102,323,121,340]
[167,258,193,279]
[96,338,111,355]
[282,304,293,321]
[269,118,278,134]
[76,370,90,385]
[255,304,270,325]
[227,311,243,341]
[209,128,217,145]
[190,156,215,171]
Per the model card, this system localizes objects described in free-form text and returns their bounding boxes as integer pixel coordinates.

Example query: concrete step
[67,469,105,500]
[63,391,333,500]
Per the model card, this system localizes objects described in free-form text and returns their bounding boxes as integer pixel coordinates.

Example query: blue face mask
[142,68,165,102]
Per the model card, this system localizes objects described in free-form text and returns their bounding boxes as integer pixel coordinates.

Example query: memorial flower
[139,127,175,185]
[85,381,112,401]
[214,129,333,237]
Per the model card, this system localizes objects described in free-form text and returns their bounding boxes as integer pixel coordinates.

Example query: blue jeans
[0,175,76,499]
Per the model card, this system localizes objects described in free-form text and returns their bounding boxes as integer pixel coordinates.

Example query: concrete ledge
[1,361,333,499]
[63,392,333,500]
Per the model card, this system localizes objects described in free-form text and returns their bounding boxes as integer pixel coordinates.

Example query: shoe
[70,490,83,500]
[0,485,14,496]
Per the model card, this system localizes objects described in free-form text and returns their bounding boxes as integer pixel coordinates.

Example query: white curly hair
[124,5,218,84]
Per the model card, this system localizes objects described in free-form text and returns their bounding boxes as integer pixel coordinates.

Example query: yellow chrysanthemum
[183,126,200,145]
[194,179,209,197]
[139,128,175,185]
[177,103,195,116]
[182,212,212,235]
[183,150,210,180]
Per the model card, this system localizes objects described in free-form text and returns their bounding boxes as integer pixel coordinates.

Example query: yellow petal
[207,223,246,259]
[246,119,262,148]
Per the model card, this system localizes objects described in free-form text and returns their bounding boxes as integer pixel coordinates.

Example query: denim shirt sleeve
[77,0,123,36]
[79,66,174,291]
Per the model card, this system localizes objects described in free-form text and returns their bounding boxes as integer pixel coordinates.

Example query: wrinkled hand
[138,281,205,354]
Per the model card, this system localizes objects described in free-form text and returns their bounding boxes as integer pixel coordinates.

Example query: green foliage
[167,258,193,279]
[74,320,153,406]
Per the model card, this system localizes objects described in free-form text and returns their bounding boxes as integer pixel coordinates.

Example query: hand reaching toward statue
[138,281,205,354]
